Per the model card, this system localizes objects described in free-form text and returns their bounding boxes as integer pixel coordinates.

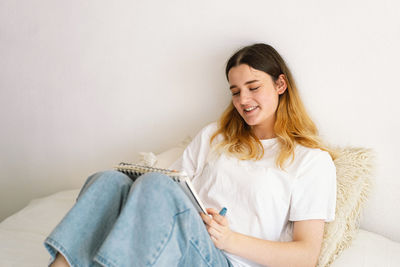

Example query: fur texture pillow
[317,147,374,267]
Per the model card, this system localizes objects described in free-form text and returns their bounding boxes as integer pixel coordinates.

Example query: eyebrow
[229,80,259,90]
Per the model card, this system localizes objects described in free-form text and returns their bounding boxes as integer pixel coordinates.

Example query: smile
[244,106,258,112]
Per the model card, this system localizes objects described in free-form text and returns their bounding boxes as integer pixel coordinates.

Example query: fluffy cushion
[140,144,374,267]
[318,147,374,266]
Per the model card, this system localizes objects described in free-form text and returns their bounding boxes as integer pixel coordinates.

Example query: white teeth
[244,106,257,112]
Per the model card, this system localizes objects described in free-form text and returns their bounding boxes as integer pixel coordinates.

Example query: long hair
[210,43,337,169]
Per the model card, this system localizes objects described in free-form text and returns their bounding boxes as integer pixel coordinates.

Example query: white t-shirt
[170,122,336,267]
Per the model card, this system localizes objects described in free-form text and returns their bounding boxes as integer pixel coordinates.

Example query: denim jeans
[44,170,233,267]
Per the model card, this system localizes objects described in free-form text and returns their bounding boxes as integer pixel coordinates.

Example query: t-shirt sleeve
[289,150,337,222]
[169,122,217,180]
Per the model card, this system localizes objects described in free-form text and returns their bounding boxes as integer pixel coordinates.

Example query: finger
[208,219,223,232]
[200,212,212,225]
[201,212,224,231]
[206,226,219,241]
[206,208,219,215]
[208,227,221,239]
[212,213,228,226]
[206,209,225,223]
[205,209,227,226]
[204,219,220,234]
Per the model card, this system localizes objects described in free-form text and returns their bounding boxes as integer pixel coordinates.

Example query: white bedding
[0,189,79,267]
[0,189,399,267]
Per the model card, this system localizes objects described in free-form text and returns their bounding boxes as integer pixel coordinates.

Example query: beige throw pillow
[317,147,374,267]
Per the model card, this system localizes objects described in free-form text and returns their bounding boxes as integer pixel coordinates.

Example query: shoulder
[185,122,218,151]
[294,144,333,164]
[289,144,336,177]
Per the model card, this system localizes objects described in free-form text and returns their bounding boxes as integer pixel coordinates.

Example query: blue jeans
[44,170,232,267]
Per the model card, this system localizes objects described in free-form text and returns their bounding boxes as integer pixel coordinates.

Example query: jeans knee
[135,172,173,188]
[92,170,132,186]
[78,170,133,200]
[132,172,189,207]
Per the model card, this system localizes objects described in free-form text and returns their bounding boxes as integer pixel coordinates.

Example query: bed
[1,145,400,267]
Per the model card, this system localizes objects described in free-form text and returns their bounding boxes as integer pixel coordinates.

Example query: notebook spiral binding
[114,162,186,182]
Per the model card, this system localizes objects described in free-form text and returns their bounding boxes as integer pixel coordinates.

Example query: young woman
[46,43,336,267]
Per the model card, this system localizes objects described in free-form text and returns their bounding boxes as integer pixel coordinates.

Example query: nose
[239,90,251,105]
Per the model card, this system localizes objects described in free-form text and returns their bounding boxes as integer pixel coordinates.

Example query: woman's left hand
[200,208,235,251]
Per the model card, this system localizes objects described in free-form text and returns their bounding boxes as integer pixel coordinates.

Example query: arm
[201,209,325,267]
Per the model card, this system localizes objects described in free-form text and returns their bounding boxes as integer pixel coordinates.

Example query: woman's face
[228,64,286,139]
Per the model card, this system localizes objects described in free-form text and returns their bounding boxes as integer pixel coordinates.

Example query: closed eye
[231,86,260,96]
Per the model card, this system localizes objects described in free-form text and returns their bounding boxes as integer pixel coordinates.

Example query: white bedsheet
[331,230,400,266]
[0,189,399,267]
[0,189,79,267]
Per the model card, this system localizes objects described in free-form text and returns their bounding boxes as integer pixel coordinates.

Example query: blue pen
[219,207,227,216]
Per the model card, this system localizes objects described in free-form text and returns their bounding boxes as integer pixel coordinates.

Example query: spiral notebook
[114,162,207,214]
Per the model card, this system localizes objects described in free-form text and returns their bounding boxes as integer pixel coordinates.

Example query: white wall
[1,0,399,241]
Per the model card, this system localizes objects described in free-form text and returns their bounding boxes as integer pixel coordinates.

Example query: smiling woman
[45,43,337,267]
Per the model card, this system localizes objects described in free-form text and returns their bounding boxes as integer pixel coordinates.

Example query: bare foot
[50,253,70,267]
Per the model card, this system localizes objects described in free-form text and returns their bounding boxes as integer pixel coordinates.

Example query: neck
[250,115,276,139]
[251,125,276,140]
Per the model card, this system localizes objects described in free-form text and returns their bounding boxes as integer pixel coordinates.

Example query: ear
[275,74,287,95]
